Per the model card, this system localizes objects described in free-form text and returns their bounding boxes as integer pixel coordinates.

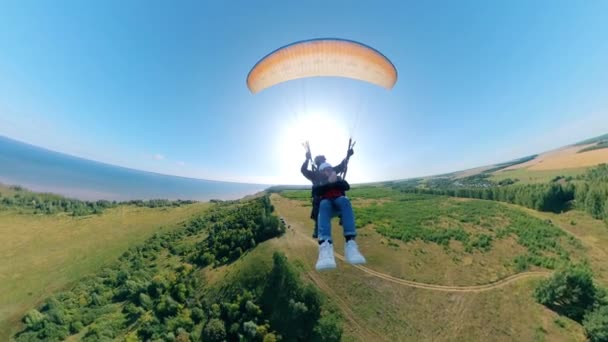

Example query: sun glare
[276,109,351,184]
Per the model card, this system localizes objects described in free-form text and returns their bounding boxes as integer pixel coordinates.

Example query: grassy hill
[267,161,608,340]
[8,185,606,340]
[270,192,591,341]
[281,188,585,284]
[5,188,592,341]
[0,185,210,341]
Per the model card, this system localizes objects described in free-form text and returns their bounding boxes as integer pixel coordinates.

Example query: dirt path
[291,227,550,292]
[305,270,387,341]
[272,193,551,293]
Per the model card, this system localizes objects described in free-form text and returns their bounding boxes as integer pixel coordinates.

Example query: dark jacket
[313,178,350,200]
[301,158,349,219]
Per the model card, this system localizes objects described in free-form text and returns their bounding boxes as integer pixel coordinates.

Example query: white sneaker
[315,241,337,271]
[345,240,366,264]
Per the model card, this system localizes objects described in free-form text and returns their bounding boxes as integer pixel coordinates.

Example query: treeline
[0,186,196,216]
[482,154,537,173]
[534,265,608,341]
[424,174,495,189]
[123,199,196,208]
[0,191,118,216]
[577,140,608,154]
[399,183,574,213]
[191,195,284,267]
[395,164,608,222]
[575,164,608,222]
[14,196,339,341]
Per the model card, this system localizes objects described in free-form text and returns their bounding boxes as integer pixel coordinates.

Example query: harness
[303,140,354,224]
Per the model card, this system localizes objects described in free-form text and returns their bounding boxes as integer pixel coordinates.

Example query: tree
[139,293,153,310]
[243,321,258,339]
[261,252,322,341]
[312,312,343,342]
[534,265,596,321]
[263,333,278,342]
[191,307,205,324]
[583,305,608,342]
[203,318,226,342]
[166,309,194,334]
[585,189,605,219]
[23,309,46,330]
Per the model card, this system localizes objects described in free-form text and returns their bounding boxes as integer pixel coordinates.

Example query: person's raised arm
[334,148,354,174]
[301,152,314,181]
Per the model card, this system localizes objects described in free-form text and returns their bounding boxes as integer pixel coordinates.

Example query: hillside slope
[271,193,587,341]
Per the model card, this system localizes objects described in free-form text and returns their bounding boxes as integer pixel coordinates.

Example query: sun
[275,109,352,184]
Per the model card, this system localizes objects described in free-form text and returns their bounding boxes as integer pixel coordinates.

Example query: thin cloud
[177,161,186,166]
[153,154,165,160]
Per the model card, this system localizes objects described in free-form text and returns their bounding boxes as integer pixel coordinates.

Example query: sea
[0,135,269,201]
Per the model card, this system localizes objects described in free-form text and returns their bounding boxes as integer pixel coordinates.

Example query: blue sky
[1,0,607,185]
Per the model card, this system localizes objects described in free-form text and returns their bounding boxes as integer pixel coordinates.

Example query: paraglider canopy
[247,38,398,94]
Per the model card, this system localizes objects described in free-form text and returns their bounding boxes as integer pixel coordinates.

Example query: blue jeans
[318,196,356,241]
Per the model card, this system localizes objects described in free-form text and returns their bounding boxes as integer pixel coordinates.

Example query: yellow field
[501,144,608,171]
[0,203,209,341]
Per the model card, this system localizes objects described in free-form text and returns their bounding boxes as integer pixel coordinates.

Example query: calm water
[0,136,269,201]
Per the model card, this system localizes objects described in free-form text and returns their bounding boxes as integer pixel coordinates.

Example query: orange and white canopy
[247,38,397,94]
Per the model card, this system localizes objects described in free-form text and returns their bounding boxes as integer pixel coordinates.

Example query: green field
[490,167,588,184]
[279,187,586,285]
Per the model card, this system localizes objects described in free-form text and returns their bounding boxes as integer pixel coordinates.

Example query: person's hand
[305,151,311,160]
[347,148,354,157]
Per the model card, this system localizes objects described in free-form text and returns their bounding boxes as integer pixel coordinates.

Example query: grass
[490,168,588,184]
[523,208,608,287]
[271,194,587,341]
[201,237,283,304]
[280,185,403,202]
[278,189,312,202]
[0,202,209,341]
[353,193,582,282]
[320,264,584,341]
[278,188,584,284]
